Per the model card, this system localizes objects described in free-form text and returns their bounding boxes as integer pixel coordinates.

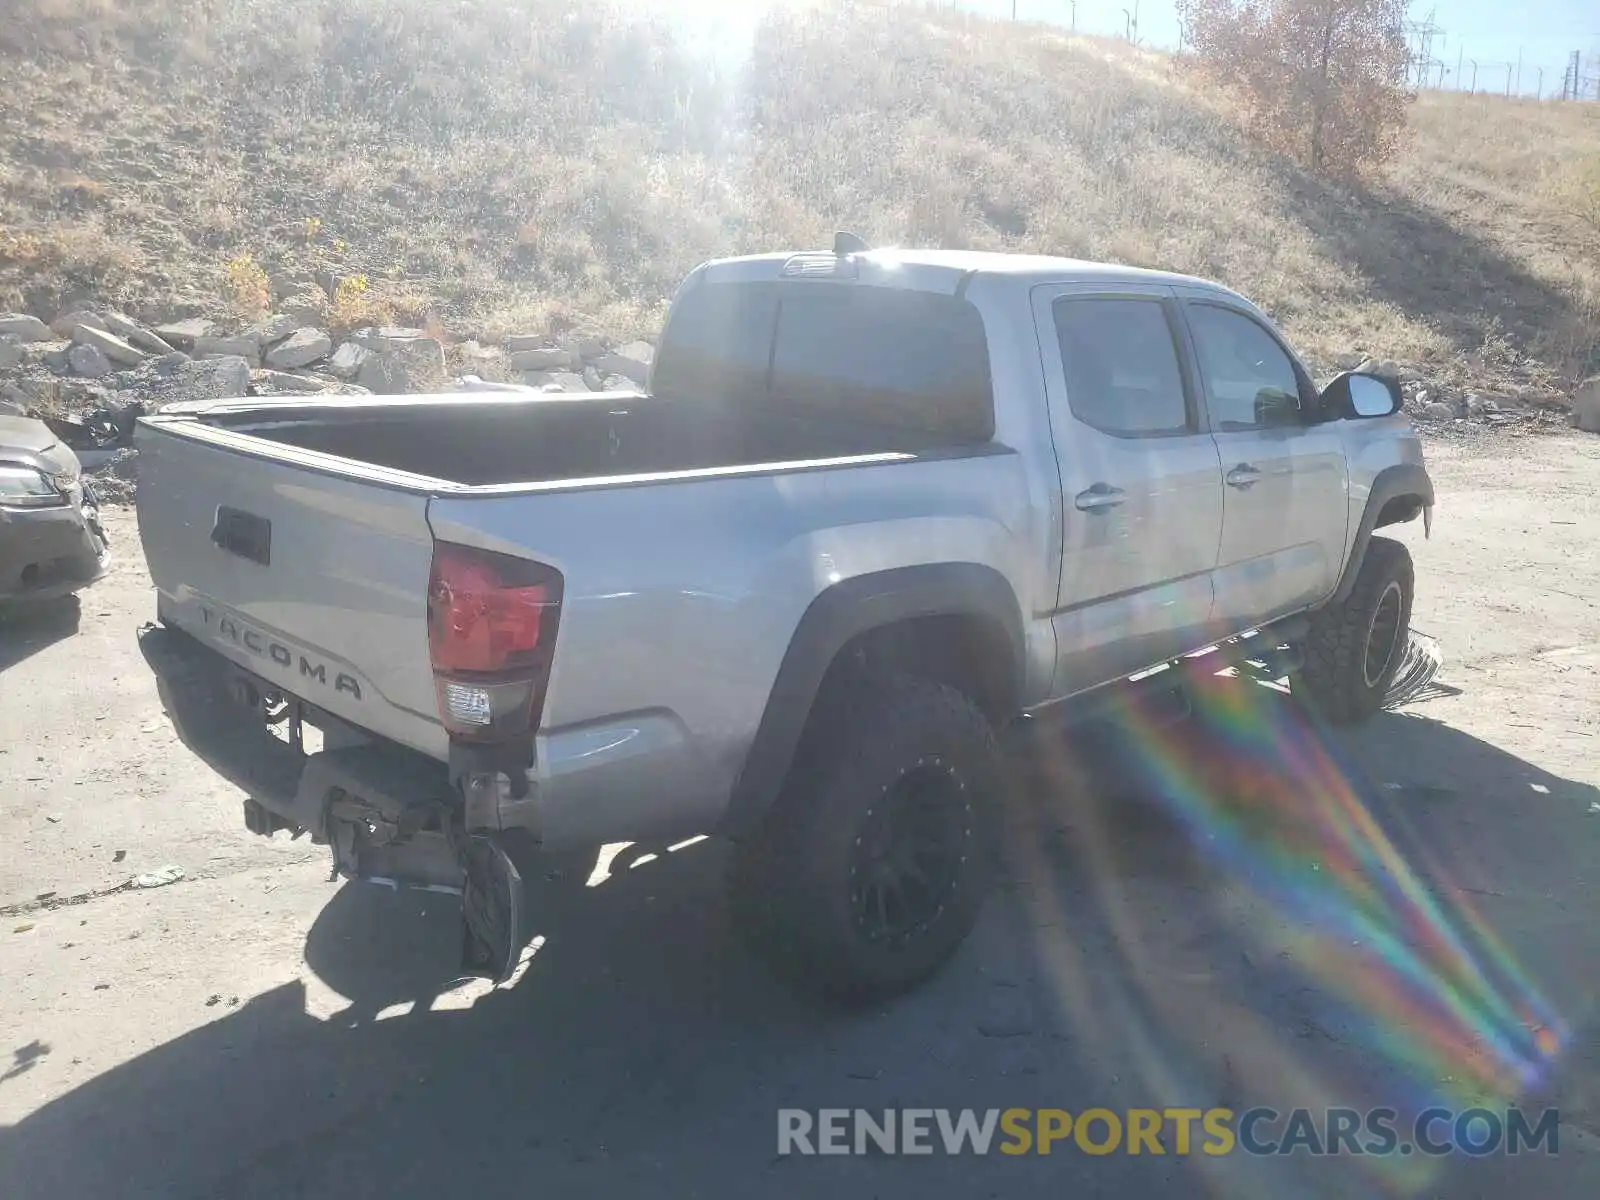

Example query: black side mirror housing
[1253,387,1301,427]
[1320,371,1401,420]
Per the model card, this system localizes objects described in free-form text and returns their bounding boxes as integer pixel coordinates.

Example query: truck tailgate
[135,419,445,756]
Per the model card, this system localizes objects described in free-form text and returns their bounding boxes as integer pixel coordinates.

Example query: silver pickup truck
[136,240,1433,1000]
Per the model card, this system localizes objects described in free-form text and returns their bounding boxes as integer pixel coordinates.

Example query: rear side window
[651,279,779,404]
[653,279,994,442]
[1052,297,1190,437]
[768,287,994,441]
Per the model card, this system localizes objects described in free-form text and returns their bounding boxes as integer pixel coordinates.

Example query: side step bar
[1027,618,1308,735]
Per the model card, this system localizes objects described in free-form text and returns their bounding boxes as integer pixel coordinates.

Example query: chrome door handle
[1074,484,1126,512]
[1225,464,1263,489]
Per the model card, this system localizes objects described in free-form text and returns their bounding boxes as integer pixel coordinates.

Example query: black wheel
[1294,536,1414,725]
[726,674,1003,1004]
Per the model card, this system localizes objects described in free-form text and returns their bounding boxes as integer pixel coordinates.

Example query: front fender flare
[1332,463,1434,605]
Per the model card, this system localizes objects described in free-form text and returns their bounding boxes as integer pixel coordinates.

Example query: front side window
[1052,297,1190,437]
[1185,304,1302,431]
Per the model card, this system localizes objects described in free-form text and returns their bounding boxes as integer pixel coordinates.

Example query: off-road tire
[726,674,1003,1005]
[1294,536,1414,725]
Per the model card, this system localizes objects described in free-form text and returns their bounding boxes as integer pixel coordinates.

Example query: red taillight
[427,542,562,741]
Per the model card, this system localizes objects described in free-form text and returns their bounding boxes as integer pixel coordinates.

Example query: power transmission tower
[1405,10,1443,89]
[1562,49,1581,100]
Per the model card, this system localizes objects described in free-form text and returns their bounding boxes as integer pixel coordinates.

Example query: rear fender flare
[719,563,1024,836]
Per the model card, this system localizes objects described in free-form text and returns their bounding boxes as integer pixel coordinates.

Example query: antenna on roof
[833,231,869,257]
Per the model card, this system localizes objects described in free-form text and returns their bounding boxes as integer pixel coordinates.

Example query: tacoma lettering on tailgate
[199,605,362,699]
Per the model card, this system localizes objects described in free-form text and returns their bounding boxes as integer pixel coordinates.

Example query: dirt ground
[2,433,1598,1199]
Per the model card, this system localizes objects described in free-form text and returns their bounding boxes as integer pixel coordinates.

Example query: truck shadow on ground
[1,679,1596,1199]
[0,594,79,675]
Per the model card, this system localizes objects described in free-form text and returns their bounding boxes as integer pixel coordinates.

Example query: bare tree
[1176,0,1414,178]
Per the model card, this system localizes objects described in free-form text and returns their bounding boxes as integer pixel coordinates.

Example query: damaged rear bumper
[138,621,468,877]
[139,622,539,979]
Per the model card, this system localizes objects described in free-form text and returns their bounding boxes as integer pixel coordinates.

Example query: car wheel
[727,673,1002,1004]
[1294,536,1414,725]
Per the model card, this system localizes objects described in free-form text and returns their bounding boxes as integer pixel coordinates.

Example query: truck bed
[192,390,960,487]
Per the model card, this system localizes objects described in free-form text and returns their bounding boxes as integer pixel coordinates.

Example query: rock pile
[0,301,658,501]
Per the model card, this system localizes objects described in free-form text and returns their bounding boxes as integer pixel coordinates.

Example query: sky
[649,1,1600,99]
[971,0,1600,98]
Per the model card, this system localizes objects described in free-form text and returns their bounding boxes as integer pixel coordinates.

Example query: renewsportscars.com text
[777,1107,1560,1157]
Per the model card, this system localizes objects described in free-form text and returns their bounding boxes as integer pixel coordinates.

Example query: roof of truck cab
[698,248,1244,299]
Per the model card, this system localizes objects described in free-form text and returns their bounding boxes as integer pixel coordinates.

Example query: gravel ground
[0,434,1597,1199]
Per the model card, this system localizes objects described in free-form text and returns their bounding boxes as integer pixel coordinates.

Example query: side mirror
[1320,371,1400,419]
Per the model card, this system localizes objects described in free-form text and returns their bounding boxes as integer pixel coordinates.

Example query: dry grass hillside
[2,0,1597,393]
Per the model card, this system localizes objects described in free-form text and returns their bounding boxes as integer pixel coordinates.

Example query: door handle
[212,506,272,565]
[1225,464,1263,490]
[1074,484,1126,512]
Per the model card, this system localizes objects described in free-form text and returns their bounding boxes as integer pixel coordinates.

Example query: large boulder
[100,312,178,356]
[1572,377,1600,434]
[153,318,215,351]
[250,370,370,398]
[51,310,107,338]
[68,343,113,378]
[327,341,372,379]
[72,324,146,367]
[0,335,21,371]
[507,346,572,372]
[194,334,261,366]
[351,326,427,352]
[0,314,52,342]
[250,369,334,395]
[41,343,75,373]
[355,333,445,394]
[276,292,329,327]
[594,340,654,386]
[110,354,253,409]
[264,327,332,369]
[247,313,301,348]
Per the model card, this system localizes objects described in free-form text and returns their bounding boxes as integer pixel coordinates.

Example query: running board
[1027,619,1307,735]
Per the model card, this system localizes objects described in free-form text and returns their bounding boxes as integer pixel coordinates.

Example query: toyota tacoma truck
[135,238,1433,1000]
